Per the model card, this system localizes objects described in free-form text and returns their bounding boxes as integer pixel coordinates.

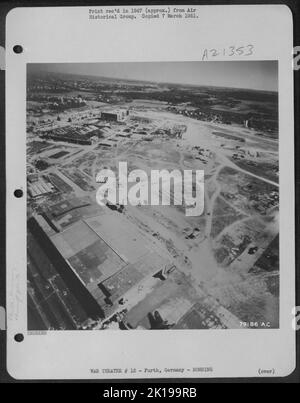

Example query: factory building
[100,109,128,122]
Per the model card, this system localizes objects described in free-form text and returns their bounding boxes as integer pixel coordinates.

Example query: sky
[29,61,278,92]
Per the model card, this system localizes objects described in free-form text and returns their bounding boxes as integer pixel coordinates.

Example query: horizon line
[28,68,279,94]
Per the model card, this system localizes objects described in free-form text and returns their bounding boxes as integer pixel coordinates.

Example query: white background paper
[6,4,295,379]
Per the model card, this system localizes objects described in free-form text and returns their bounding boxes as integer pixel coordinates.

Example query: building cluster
[167,104,277,135]
[40,125,103,145]
[193,146,212,162]
[232,147,260,160]
[27,174,55,198]
[28,94,87,110]
[151,124,186,139]
[251,191,279,215]
[49,96,87,110]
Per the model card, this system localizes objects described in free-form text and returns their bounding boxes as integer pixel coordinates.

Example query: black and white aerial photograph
[26,61,279,331]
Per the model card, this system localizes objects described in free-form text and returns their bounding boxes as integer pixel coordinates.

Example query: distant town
[26,68,279,331]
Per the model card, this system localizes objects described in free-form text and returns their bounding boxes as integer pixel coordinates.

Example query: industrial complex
[26,68,279,331]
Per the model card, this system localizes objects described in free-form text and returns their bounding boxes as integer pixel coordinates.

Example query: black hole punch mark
[14,333,24,343]
[14,189,23,198]
[13,45,23,54]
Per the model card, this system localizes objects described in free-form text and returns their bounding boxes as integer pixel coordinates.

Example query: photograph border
[1,0,299,384]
